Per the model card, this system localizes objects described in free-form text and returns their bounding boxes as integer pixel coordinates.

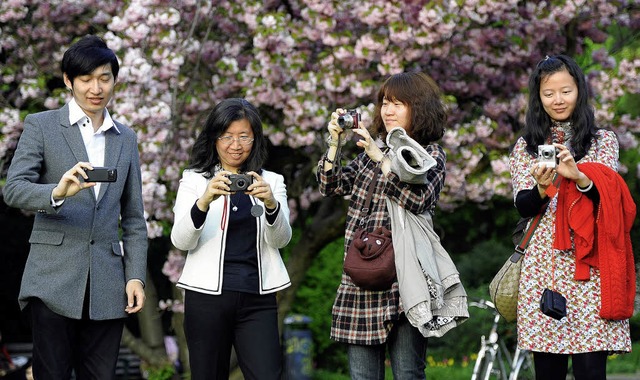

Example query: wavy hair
[188,98,268,177]
[371,71,447,145]
[523,55,598,160]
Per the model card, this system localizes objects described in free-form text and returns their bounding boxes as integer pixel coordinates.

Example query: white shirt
[68,98,119,199]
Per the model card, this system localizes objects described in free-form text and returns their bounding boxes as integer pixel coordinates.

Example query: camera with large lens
[228,174,253,192]
[537,144,558,168]
[337,109,361,129]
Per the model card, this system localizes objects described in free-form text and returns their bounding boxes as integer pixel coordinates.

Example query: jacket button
[90,240,95,244]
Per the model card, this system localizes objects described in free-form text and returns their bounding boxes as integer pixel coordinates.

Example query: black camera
[228,174,253,192]
[537,144,557,168]
[337,109,361,129]
[85,167,117,182]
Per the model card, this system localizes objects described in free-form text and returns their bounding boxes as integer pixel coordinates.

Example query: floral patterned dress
[509,124,631,354]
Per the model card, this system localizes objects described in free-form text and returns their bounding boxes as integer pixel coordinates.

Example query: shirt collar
[68,98,119,134]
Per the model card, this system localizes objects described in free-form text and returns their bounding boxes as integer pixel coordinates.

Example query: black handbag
[540,288,567,320]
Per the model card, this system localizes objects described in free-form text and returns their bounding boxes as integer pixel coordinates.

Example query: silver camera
[337,109,361,129]
[537,145,557,168]
[228,174,253,191]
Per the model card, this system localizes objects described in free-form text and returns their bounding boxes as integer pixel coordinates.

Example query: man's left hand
[125,280,145,314]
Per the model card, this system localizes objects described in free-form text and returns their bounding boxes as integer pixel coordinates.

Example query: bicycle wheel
[471,347,488,380]
[509,349,535,380]
[473,348,497,380]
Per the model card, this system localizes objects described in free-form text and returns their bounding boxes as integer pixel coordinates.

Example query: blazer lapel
[59,106,100,200]
[59,105,90,163]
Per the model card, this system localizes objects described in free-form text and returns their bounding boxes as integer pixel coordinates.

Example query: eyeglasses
[217,136,254,146]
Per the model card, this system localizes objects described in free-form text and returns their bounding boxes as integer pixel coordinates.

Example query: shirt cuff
[127,279,145,288]
[191,200,207,229]
[50,192,65,208]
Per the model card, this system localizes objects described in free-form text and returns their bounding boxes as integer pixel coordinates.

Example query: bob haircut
[188,98,268,177]
[523,54,597,160]
[371,71,447,146]
[61,35,120,82]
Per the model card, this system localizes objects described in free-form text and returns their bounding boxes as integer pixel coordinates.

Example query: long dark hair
[188,98,268,177]
[523,55,597,160]
[371,71,447,145]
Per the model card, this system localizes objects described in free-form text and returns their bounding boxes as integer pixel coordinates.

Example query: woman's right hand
[197,170,232,211]
[328,108,346,140]
[530,163,555,197]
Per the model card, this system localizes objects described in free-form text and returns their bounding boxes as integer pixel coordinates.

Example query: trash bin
[283,314,313,380]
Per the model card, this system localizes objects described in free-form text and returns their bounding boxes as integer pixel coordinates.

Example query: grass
[312,342,640,379]
[607,342,640,374]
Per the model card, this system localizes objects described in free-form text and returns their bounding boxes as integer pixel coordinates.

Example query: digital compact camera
[537,144,558,168]
[85,167,117,182]
[337,109,361,129]
[228,174,253,192]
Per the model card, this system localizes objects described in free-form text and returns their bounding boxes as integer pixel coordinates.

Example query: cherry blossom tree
[2,0,639,374]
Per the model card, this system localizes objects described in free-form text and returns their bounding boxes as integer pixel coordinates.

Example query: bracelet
[576,181,593,192]
[324,151,340,164]
[265,203,279,215]
[326,135,346,148]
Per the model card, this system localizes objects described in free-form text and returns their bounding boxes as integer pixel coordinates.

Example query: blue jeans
[348,316,427,380]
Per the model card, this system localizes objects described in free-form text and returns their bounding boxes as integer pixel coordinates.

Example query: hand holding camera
[327,108,362,138]
[537,143,590,188]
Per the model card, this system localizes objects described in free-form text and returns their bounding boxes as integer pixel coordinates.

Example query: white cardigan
[171,169,292,295]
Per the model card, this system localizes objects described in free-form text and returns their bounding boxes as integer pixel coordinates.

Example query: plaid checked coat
[317,145,446,345]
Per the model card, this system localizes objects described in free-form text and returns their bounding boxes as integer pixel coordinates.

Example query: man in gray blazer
[3,35,148,379]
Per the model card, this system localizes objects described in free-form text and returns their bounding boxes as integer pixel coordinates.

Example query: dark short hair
[61,35,119,82]
[523,54,597,159]
[188,98,268,176]
[371,71,447,145]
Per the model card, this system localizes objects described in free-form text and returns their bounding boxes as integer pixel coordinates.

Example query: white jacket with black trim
[171,169,292,295]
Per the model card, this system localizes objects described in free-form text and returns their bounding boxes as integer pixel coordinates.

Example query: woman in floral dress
[509,55,634,380]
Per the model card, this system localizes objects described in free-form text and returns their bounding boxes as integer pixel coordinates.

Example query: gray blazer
[3,104,148,320]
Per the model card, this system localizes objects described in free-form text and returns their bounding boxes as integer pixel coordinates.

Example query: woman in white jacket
[171,98,292,380]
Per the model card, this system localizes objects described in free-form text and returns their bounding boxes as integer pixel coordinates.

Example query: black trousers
[29,298,125,380]
[184,289,282,380]
[534,351,608,380]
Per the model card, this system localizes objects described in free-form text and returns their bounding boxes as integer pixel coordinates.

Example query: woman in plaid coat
[317,72,448,379]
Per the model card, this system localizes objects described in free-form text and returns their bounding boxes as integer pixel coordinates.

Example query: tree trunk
[122,270,170,368]
[278,196,347,327]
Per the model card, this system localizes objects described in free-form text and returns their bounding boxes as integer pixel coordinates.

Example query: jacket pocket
[28,230,64,246]
[112,242,124,256]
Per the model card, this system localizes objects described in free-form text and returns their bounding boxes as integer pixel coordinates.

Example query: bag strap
[358,166,382,228]
[361,166,381,214]
[516,174,562,252]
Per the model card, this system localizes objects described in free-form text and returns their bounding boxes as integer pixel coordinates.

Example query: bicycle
[470,299,535,380]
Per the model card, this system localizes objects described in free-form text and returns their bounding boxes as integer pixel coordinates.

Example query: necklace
[230,194,239,212]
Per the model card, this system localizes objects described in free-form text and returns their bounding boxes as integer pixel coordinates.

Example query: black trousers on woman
[534,351,608,380]
[184,289,282,380]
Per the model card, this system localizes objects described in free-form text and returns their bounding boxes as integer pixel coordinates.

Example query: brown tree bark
[122,270,170,369]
